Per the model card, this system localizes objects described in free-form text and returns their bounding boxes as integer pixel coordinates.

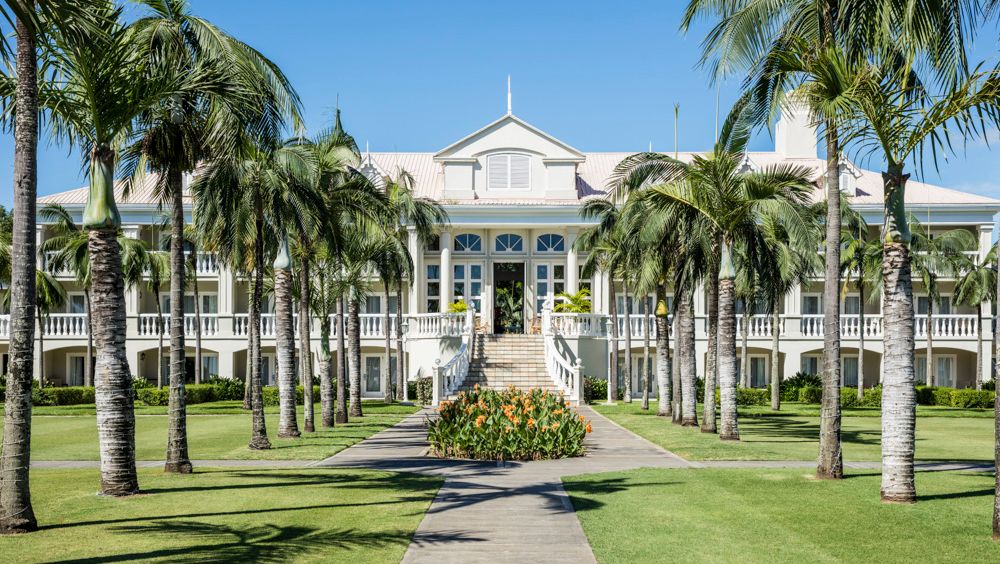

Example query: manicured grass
[3,402,420,461]
[22,400,422,416]
[593,401,994,462]
[0,467,441,563]
[564,468,1000,563]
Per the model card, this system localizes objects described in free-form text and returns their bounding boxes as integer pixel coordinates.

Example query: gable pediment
[434,114,584,162]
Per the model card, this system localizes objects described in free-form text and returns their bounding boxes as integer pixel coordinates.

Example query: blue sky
[2,0,999,208]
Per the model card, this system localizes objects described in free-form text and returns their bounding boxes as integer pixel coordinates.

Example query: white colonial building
[8,101,999,401]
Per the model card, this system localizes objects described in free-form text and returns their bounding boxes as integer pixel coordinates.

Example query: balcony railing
[916,314,979,339]
[188,251,219,276]
[735,314,782,338]
[800,314,884,338]
[137,314,220,337]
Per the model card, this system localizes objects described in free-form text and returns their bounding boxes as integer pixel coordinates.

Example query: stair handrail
[541,302,583,403]
[431,305,475,406]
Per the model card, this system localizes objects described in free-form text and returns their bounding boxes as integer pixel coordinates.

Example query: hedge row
[915,386,995,408]
[136,384,322,407]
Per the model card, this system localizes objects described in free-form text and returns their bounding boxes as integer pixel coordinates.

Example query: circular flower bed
[427,385,592,461]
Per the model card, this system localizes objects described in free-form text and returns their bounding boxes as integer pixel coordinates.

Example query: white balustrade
[233,313,278,337]
[188,251,219,276]
[137,313,221,337]
[800,315,824,337]
[541,307,583,403]
[916,314,978,338]
[42,313,89,337]
[432,307,475,405]
[840,315,883,338]
[735,314,780,338]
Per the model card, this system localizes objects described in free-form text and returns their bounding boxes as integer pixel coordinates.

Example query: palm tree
[310,244,348,427]
[273,237,302,438]
[382,170,448,400]
[193,138,321,448]
[683,0,976,481]
[910,220,978,386]
[840,217,882,401]
[370,234,410,403]
[144,251,170,388]
[20,271,65,388]
[955,244,998,391]
[840,64,1000,502]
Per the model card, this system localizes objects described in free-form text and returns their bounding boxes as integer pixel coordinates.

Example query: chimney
[775,94,818,159]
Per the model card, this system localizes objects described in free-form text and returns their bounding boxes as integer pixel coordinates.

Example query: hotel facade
[10,102,1000,400]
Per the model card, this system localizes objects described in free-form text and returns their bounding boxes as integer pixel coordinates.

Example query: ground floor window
[843,356,859,387]
[916,354,955,387]
[361,354,398,396]
[800,355,820,376]
[67,354,89,386]
[737,355,768,388]
[426,264,440,312]
[615,354,657,395]
[453,262,483,312]
[160,353,221,383]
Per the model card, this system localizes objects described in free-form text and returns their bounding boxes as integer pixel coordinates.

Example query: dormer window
[487,153,530,190]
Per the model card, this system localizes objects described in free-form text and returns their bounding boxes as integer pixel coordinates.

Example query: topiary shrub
[798,386,823,404]
[428,386,591,461]
[584,376,607,404]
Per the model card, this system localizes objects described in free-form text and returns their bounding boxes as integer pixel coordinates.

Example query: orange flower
[465,406,473,415]
[527,418,536,428]
[474,383,480,391]
[553,408,563,415]
[475,415,486,428]
[579,414,585,422]
[585,423,593,434]
[541,425,549,432]
[512,417,521,426]
[551,422,560,430]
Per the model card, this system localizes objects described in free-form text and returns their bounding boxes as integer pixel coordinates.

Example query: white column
[35,225,45,271]
[439,230,452,311]
[566,228,579,294]
[217,263,235,335]
[407,226,423,314]
[786,281,802,337]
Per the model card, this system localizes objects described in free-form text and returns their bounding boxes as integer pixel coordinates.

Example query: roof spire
[333,93,344,136]
[507,75,512,115]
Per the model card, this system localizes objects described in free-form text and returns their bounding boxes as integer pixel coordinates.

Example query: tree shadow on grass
[740,418,881,447]
[140,469,439,495]
[562,476,681,513]
[49,521,481,563]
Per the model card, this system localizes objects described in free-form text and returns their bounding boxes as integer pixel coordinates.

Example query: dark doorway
[493,262,525,334]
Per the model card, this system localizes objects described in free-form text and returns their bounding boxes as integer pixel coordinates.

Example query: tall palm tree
[683,0,976,481]
[144,251,170,388]
[955,244,997,391]
[193,138,321,448]
[840,217,882,401]
[370,234,411,403]
[123,0,300,464]
[841,64,1000,502]
[310,245,348,427]
[910,220,978,386]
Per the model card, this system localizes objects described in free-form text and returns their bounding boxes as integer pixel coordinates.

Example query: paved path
[316,406,692,563]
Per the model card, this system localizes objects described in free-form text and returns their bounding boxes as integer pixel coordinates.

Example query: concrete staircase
[456,334,559,394]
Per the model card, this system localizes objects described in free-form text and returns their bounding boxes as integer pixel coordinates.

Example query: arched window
[536,233,565,253]
[454,233,482,252]
[494,233,524,253]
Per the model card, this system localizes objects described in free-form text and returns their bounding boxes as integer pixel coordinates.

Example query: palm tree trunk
[335,297,348,423]
[975,313,983,391]
[718,242,739,441]
[396,286,406,401]
[740,309,750,388]
[274,267,300,438]
[193,264,202,384]
[243,336,252,410]
[702,269,718,433]
[680,289,698,426]
[926,300,934,386]
[165,170,191,473]
[672,311,682,424]
[622,285,633,403]
[770,308,780,411]
[992,246,1000,537]
[818,123,844,480]
[85,289,93,387]
[608,277,619,402]
[298,258,315,433]
[248,212,271,450]
[641,296,650,410]
[383,288,392,403]
[348,296,363,417]
[37,314,44,387]
[0,5,38,532]
[858,283,866,401]
[880,167,916,503]
[89,227,139,495]
[319,295,334,427]
[655,284,672,417]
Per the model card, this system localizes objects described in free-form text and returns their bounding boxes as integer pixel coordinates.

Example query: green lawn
[2,401,420,461]
[593,402,994,462]
[0,467,441,563]
[564,468,1000,563]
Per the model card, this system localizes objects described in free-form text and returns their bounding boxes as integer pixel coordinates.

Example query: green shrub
[736,387,769,406]
[261,385,321,406]
[205,377,244,401]
[949,388,995,408]
[428,387,589,460]
[861,386,881,407]
[410,377,433,405]
[584,376,608,404]
[915,386,937,406]
[184,384,217,404]
[136,387,169,406]
[798,386,823,404]
[781,372,822,402]
[840,387,860,409]
[0,386,4,402]
[48,386,95,406]
[982,379,996,391]
[932,387,954,407]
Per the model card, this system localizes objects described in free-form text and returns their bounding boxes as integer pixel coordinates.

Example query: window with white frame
[67,293,86,314]
[535,263,565,312]
[494,233,524,253]
[843,355,860,387]
[454,233,482,253]
[161,293,218,314]
[453,263,483,312]
[67,354,86,386]
[802,294,823,315]
[916,295,951,314]
[801,355,821,376]
[487,153,530,190]
[616,294,655,315]
[738,356,768,388]
[915,354,955,387]
[536,233,565,253]
[578,265,592,294]
[426,264,440,313]
[843,295,861,315]
[364,296,381,315]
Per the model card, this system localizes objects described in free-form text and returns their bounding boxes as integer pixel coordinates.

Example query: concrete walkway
[315,406,692,563]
